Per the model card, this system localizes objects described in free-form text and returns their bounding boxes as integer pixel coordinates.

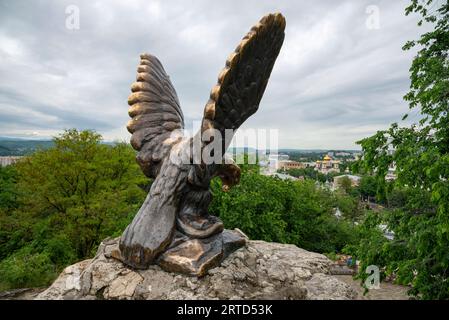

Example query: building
[303,162,316,168]
[385,163,397,181]
[0,156,23,167]
[315,155,340,174]
[335,151,351,157]
[279,160,304,171]
[272,173,301,181]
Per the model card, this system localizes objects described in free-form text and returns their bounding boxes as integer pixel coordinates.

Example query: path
[334,275,411,300]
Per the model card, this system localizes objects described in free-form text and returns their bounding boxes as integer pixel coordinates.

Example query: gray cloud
[0,0,425,148]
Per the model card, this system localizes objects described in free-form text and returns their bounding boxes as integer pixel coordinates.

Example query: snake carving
[117,13,286,276]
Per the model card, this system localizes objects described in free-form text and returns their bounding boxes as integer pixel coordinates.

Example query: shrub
[0,246,56,290]
[210,169,359,253]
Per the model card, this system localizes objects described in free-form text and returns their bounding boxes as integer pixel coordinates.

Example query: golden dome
[323,155,331,161]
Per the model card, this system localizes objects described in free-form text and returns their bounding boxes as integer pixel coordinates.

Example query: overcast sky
[0,0,426,149]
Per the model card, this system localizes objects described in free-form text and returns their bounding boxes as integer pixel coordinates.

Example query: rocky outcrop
[36,235,357,300]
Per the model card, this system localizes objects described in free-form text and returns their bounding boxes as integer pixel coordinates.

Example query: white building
[0,156,23,167]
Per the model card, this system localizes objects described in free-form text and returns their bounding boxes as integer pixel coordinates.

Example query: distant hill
[0,140,54,156]
[0,137,361,157]
[0,138,122,156]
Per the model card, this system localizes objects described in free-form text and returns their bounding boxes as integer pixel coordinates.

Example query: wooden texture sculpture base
[117,13,285,276]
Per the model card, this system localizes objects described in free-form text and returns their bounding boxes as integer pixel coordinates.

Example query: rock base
[36,234,357,300]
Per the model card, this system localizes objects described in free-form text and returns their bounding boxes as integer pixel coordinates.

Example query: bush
[210,169,359,253]
[0,246,57,290]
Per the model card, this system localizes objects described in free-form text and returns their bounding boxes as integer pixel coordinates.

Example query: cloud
[0,0,425,149]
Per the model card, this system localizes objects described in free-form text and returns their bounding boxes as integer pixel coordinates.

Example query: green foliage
[386,187,408,208]
[0,245,57,290]
[0,140,53,156]
[210,171,288,243]
[337,176,352,194]
[210,168,359,254]
[285,167,327,183]
[352,0,449,299]
[343,211,390,280]
[0,166,19,210]
[0,129,147,290]
[324,251,338,261]
[13,129,147,257]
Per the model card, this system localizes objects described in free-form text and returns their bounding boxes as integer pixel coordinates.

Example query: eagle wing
[127,53,184,178]
[200,13,285,156]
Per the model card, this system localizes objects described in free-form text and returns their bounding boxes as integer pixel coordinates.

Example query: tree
[14,129,148,257]
[0,129,148,289]
[355,0,449,299]
[386,187,408,208]
[285,168,306,178]
[0,166,19,210]
[210,165,359,254]
[285,167,327,182]
[336,194,363,224]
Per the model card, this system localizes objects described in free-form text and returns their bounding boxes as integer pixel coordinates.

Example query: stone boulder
[36,234,357,300]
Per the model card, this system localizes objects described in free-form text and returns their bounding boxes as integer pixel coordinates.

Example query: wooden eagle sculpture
[118,13,286,276]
